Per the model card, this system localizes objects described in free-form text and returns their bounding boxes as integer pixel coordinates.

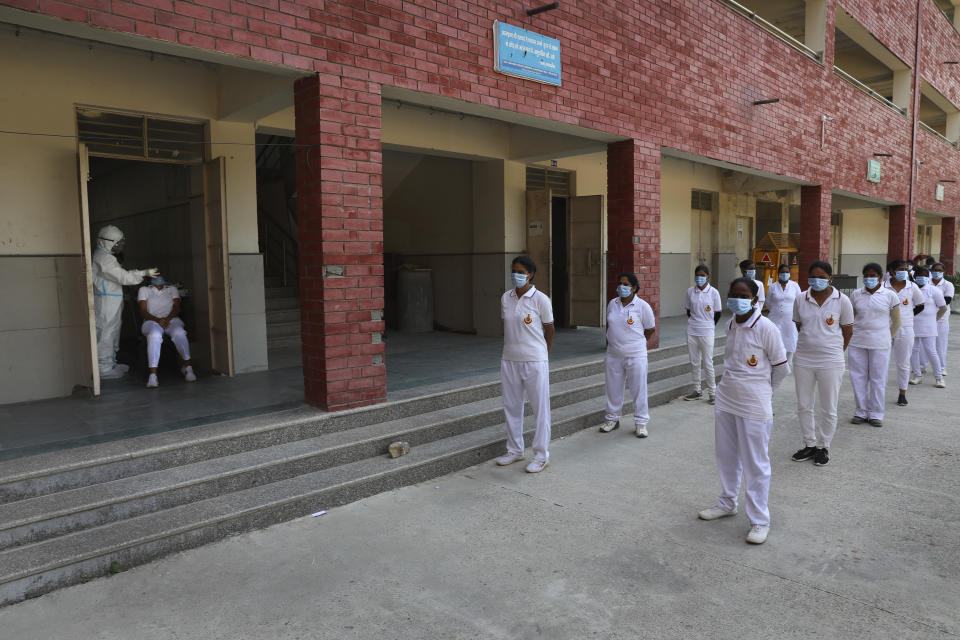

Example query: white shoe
[635,425,648,438]
[599,420,619,433]
[184,366,197,382]
[746,524,770,545]
[936,378,946,388]
[100,366,126,380]
[146,373,159,388]
[524,459,549,473]
[495,453,524,466]
[698,506,737,520]
[909,375,922,385]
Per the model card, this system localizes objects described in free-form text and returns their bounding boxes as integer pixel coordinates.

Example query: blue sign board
[493,21,561,86]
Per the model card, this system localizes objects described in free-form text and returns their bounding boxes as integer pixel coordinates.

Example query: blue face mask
[808,277,829,292]
[151,277,166,286]
[932,271,944,281]
[617,284,633,298]
[863,276,879,289]
[727,297,753,315]
[895,270,909,282]
[744,269,756,279]
[511,273,528,288]
[778,272,790,283]
[914,275,929,287]
[694,275,707,287]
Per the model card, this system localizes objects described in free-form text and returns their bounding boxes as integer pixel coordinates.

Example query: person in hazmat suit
[92,225,158,379]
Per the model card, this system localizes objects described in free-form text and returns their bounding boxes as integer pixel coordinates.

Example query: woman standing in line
[847,263,901,428]
[697,277,787,546]
[909,266,948,389]
[931,263,954,378]
[764,263,801,363]
[600,273,656,437]
[683,265,723,404]
[496,256,555,473]
[884,260,926,406]
[790,261,854,467]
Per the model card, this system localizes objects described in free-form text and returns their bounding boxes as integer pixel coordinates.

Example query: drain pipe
[906,0,922,259]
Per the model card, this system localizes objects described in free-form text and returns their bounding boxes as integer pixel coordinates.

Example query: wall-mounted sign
[493,22,561,86]
[528,221,544,237]
[867,159,882,183]
[936,184,945,201]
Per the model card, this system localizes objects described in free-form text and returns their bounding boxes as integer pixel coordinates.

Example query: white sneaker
[909,375,922,385]
[100,366,125,380]
[524,459,549,473]
[184,366,197,382]
[936,378,946,389]
[746,524,770,544]
[495,453,524,466]
[599,420,619,433]
[698,506,737,520]
[635,425,648,438]
[146,373,159,388]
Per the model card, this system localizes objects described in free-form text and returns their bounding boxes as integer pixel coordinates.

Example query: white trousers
[794,364,844,449]
[891,326,915,390]
[912,336,941,378]
[142,318,191,368]
[501,360,551,462]
[95,296,124,374]
[687,333,715,393]
[938,321,949,375]
[604,354,649,426]
[714,409,772,526]
[847,346,890,421]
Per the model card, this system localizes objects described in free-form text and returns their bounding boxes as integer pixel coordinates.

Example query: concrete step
[0,367,705,606]
[266,321,301,340]
[266,308,301,325]
[264,287,297,299]
[265,296,300,311]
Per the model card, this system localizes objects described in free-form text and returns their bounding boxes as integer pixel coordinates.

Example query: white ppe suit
[92,226,149,375]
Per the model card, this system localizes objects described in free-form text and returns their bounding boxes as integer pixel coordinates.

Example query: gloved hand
[140,268,160,278]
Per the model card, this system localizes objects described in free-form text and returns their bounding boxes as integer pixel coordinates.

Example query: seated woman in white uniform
[495,256,554,474]
[138,276,197,388]
[848,263,901,428]
[764,263,801,363]
[698,277,787,546]
[599,273,656,437]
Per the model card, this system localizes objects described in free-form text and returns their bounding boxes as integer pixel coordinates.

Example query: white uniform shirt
[849,287,900,350]
[501,286,554,362]
[715,309,787,421]
[752,279,766,306]
[913,284,946,338]
[883,280,925,330]
[685,285,722,337]
[606,295,656,358]
[137,285,181,318]
[935,278,955,325]
[793,288,854,369]
[766,279,801,352]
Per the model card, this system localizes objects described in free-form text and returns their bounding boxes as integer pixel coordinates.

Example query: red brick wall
[942,216,958,273]
[888,204,911,262]
[800,185,832,279]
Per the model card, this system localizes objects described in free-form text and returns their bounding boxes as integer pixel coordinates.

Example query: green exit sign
[867,159,882,183]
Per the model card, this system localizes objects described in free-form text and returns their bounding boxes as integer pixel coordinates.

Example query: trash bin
[397,267,434,332]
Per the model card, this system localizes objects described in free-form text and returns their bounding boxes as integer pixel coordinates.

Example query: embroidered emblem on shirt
[747,354,758,367]
[826,315,835,326]
[524,314,533,325]
[705,305,711,312]
[903,299,909,305]
[627,316,634,325]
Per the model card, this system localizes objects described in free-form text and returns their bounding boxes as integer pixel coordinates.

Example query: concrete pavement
[1,334,958,639]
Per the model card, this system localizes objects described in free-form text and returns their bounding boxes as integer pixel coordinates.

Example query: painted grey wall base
[839,254,887,283]
[229,254,268,374]
[659,252,690,318]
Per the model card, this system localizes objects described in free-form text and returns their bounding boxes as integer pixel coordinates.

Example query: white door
[204,157,235,376]
[569,195,604,327]
[77,143,100,396]
[525,190,552,297]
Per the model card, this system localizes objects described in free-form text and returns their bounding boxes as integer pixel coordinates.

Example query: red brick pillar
[942,216,958,274]
[887,204,912,264]
[294,73,386,411]
[799,185,831,278]
[607,139,661,347]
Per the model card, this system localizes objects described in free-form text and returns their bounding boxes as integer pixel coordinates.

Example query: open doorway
[551,196,569,327]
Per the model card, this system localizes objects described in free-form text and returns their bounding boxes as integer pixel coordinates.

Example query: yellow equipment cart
[752,232,800,287]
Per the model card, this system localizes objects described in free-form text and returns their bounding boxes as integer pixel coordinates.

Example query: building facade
[1,0,958,411]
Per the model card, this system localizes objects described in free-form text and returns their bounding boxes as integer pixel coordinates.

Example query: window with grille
[691,190,714,211]
[526,166,571,197]
[77,108,206,163]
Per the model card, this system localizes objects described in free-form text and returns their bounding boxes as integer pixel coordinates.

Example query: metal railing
[719,0,823,63]
[919,120,958,147]
[259,212,298,288]
[833,66,908,116]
